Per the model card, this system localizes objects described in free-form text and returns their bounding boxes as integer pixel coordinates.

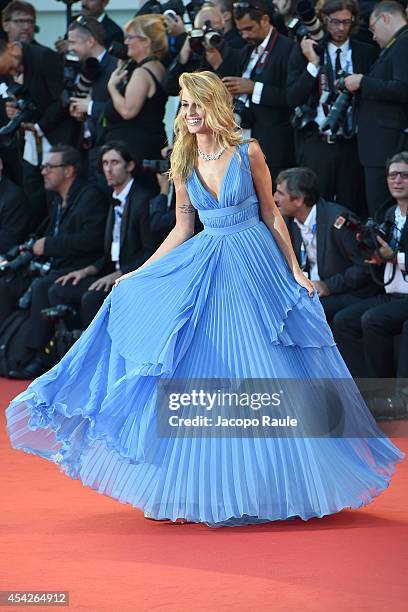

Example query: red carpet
[1,378,407,611]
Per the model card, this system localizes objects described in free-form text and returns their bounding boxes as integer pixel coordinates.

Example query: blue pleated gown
[6,143,404,526]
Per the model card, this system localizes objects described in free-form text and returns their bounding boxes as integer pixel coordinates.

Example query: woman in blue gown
[6,71,404,527]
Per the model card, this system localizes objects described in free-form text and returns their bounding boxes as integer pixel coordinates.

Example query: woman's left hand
[108,66,127,89]
[293,269,315,298]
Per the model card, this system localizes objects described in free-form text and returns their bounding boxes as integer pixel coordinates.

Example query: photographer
[49,141,156,328]
[0,145,108,379]
[162,5,243,96]
[0,39,80,232]
[55,1,124,55]
[344,1,408,218]
[67,16,116,175]
[104,14,168,189]
[223,0,295,183]
[287,0,378,216]
[333,152,408,395]
[0,154,28,252]
[206,0,247,48]
[1,1,40,46]
[274,166,378,323]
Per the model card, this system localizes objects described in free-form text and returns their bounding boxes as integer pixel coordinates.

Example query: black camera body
[291,104,316,130]
[287,0,329,56]
[143,159,171,173]
[189,20,223,54]
[320,71,353,137]
[335,212,394,258]
[62,53,100,108]
[0,84,38,146]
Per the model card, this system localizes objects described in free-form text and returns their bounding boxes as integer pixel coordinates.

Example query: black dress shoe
[8,354,51,380]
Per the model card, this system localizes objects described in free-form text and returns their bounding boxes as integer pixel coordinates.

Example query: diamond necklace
[197,146,226,161]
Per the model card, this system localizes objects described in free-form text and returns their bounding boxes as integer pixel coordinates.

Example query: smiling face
[180,89,211,135]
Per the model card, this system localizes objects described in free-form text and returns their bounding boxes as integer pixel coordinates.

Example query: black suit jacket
[94,180,156,275]
[287,37,378,121]
[43,177,108,271]
[101,14,124,48]
[357,26,408,167]
[240,30,295,169]
[287,199,377,296]
[0,176,29,252]
[90,51,117,124]
[21,43,79,146]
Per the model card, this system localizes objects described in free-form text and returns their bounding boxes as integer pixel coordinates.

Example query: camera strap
[252,29,279,77]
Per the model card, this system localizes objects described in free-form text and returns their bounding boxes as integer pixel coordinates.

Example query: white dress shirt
[239,27,273,139]
[294,205,320,280]
[111,178,134,268]
[306,40,353,135]
[384,206,408,294]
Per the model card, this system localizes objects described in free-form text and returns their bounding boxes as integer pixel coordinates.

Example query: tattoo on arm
[179,202,195,214]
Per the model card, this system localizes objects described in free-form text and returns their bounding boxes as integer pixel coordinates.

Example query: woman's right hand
[114,271,135,288]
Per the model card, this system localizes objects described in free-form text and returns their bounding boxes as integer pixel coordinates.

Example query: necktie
[335,48,342,77]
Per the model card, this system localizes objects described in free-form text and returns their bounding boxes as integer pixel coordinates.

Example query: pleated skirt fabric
[6,220,404,526]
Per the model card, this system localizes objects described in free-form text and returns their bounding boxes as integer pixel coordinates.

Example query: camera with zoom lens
[320,72,353,138]
[287,0,329,56]
[334,212,394,258]
[62,52,100,108]
[291,104,316,130]
[189,19,224,54]
[0,83,38,146]
[143,159,171,173]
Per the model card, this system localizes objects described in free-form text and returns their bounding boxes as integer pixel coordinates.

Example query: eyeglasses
[7,18,35,26]
[40,163,67,172]
[369,14,382,33]
[326,16,355,27]
[124,33,146,41]
[387,171,408,180]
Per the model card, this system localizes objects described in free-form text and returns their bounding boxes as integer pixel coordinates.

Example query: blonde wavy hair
[125,14,169,58]
[170,71,243,181]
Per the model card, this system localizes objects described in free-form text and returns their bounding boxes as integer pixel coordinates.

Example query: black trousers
[0,269,72,352]
[295,128,367,218]
[319,293,368,326]
[48,277,107,328]
[332,293,408,378]
[398,320,408,378]
[363,166,391,221]
[22,161,48,233]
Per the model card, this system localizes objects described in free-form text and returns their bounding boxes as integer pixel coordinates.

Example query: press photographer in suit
[333,152,408,390]
[55,0,124,55]
[0,145,108,379]
[163,5,243,96]
[286,0,378,216]
[274,167,379,324]
[344,1,408,218]
[48,142,156,328]
[67,16,116,177]
[223,0,295,184]
[0,39,79,231]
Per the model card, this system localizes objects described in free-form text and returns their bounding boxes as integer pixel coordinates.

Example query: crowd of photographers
[0,0,407,419]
